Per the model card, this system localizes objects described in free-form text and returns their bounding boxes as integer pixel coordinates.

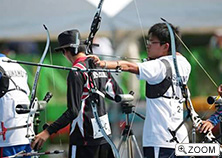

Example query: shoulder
[161,55,191,76]
[68,63,87,82]
[137,58,167,81]
[161,55,191,67]
[138,58,164,68]
[73,60,87,69]
[177,55,191,70]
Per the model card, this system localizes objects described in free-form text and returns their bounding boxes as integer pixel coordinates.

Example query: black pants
[143,147,189,158]
[69,143,114,158]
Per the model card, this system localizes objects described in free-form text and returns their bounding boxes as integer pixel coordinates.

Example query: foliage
[182,46,221,97]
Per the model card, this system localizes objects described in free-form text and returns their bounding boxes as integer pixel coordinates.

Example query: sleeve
[46,109,76,135]
[208,109,222,126]
[46,71,85,135]
[137,59,166,84]
[105,73,123,100]
[208,115,219,126]
[67,71,85,114]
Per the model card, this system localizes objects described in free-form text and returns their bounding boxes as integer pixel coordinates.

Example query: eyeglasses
[146,40,165,45]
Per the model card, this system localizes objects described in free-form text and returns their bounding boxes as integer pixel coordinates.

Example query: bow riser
[85,0,104,54]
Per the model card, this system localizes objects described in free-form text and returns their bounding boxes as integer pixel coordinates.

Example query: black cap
[54,29,81,52]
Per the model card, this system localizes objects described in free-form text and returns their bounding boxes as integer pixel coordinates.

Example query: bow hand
[31,130,50,151]
[87,55,102,67]
[197,120,214,134]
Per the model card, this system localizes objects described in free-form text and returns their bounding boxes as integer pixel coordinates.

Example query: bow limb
[91,100,120,158]
[87,71,119,157]
[85,0,104,54]
[161,18,187,96]
[30,25,50,105]
[26,25,50,141]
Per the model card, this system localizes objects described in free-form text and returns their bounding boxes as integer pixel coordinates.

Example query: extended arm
[88,55,139,74]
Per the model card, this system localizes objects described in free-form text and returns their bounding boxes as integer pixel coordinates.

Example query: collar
[0,53,6,58]
[73,56,87,66]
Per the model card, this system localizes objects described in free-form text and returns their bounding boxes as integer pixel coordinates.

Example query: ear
[163,43,170,52]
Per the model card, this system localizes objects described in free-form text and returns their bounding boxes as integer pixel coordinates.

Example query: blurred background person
[0,51,31,157]
[92,37,114,59]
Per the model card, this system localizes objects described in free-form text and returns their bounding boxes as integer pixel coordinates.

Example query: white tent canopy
[0,0,222,40]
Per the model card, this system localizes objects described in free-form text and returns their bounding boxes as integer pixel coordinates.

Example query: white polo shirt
[0,56,30,147]
[137,55,191,148]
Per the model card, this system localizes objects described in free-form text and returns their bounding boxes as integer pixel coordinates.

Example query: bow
[84,0,120,157]
[87,67,120,157]
[85,0,104,54]
[26,24,50,141]
[162,18,220,144]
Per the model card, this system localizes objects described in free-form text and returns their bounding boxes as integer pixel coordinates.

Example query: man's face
[146,34,168,59]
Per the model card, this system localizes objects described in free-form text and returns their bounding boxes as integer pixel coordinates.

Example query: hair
[148,23,181,54]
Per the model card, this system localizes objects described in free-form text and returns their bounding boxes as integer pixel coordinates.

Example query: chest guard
[146,59,174,99]
[0,66,27,98]
[0,66,9,98]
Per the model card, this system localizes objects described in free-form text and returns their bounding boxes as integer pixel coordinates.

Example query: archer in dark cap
[31,29,123,158]
[54,29,86,55]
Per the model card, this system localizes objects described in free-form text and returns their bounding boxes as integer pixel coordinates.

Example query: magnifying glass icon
[178,145,187,154]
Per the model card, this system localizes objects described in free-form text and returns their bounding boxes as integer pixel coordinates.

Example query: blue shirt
[208,106,222,126]
[0,53,6,58]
